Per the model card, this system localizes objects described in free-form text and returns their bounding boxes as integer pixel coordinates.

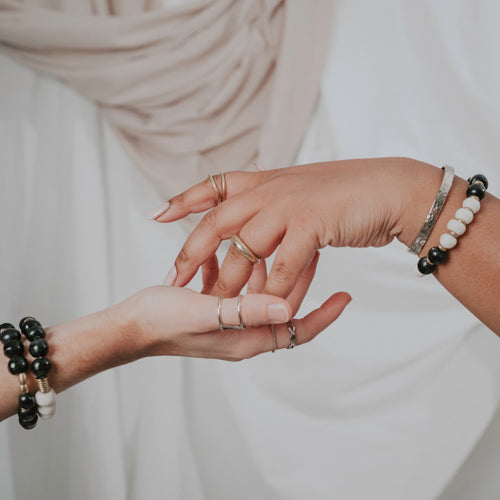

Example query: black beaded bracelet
[19,317,56,419]
[417,174,488,276]
[1,323,38,430]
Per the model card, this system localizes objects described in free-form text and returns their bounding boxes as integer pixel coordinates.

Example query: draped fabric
[0,0,332,197]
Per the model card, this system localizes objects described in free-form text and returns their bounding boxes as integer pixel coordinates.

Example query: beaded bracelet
[1,323,39,429]
[417,174,488,275]
[19,317,56,419]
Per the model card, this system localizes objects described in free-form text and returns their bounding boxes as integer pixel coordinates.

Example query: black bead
[19,416,38,429]
[3,340,24,358]
[29,338,49,358]
[32,357,51,378]
[428,247,447,265]
[0,329,21,344]
[468,174,488,190]
[417,257,436,275]
[466,183,486,200]
[19,317,41,336]
[25,325,45,342]
[18,393,36,410]
[0,323,16,334]
[8,356,29,375]
[18,405,38,421]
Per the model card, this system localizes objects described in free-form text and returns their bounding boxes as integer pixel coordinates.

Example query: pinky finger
[277,292,352,349]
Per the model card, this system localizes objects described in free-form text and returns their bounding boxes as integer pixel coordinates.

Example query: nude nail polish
[163,265,177,286]
[146,201,170,220]
[267,304,290,323]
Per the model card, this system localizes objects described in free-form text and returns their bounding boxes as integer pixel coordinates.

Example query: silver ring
[287,320,296,349]
[271,324,277,353]
[218,295,245,330]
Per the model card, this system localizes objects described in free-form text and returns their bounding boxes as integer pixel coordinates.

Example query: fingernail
[267,304,290,323]
[146,201,170,220]
[163,265,177,286]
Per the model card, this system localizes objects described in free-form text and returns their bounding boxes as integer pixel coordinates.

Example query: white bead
[35,388,56,407]
[447,219,466,236]
[38,404,56,419]
[455,207,473,224]
[463,197,481,213]
[440,233,457,249]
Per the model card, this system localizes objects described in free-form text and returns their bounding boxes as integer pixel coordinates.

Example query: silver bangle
[408,165,455,255]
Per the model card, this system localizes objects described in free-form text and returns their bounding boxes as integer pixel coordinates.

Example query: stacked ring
[208,172,227,205]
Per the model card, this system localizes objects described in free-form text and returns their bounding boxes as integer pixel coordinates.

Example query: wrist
[395,160,446,250]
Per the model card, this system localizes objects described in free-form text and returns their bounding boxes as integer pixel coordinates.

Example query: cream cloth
[0,0,332,197]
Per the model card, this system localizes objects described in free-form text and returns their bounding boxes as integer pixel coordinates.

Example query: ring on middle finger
[231,235,260,264]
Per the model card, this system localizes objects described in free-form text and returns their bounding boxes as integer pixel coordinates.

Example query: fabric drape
[0,0,332,197]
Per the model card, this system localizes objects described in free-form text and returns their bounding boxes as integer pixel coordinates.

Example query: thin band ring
[287,320,297,349]
[270,324,277,353]
[231,235,260,264]
[208,174,222,205]
[217,295,245,330]
[220,172,227,202]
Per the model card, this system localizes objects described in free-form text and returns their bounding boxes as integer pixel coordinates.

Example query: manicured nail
[146,201,170,220]
[267,304,290,323]
[163,265,177,286]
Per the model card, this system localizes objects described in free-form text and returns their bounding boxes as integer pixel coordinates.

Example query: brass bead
[19,384,28,394]
[19,373,27,385]
[438,244,447,252]
[450,231,458,238]
[37,378,51,393]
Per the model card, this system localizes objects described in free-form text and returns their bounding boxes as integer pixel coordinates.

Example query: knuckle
[201,209,218,232]
[176,247,191,267]
[214,278,234,298]
[271,261,294,283]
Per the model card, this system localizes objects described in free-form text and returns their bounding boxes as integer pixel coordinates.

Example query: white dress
[1,1,499,499]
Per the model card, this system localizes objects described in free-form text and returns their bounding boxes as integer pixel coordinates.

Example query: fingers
[153,171,265,223]
[286,251,320,313]
[193,293,292,332]
[201,254,219,295]
[226,291,351,360]
[284,292,351,347]
[170,193,264,287]
[210,210,286,297]
[247,259,268,294]
[263,228,320,298]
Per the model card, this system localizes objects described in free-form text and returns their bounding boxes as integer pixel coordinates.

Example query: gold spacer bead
[449,231,459,238]
[471,195,480,201]
[438,244,447,252]
[464,207,475,215]
[456,219,466,226]
[19,384,28,394]
[37,378,51,393]
[19,373,27,385]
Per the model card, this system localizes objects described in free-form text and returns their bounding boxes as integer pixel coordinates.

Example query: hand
[117,255,351,361]
[154,157,439,297]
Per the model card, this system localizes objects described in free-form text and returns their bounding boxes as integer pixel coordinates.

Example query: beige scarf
[0,0,332,198]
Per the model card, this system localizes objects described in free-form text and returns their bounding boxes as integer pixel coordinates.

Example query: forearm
[397,161,500,335]
[0,302,142,421]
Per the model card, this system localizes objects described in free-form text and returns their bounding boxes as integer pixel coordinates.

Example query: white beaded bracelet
[417,174,488,276]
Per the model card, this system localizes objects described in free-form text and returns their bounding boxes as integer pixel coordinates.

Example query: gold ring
[231,235,260,264]
[208,174,222,205]
[208,173,227,205]
[220,172,227,202]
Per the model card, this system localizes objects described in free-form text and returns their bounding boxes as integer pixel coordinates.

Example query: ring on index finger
[208,173,227,205]
[231,235,260,264]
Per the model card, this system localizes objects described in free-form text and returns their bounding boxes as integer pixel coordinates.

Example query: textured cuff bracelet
[408,165,455,255]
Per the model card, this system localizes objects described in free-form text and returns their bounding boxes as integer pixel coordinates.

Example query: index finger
[153,171,266,223]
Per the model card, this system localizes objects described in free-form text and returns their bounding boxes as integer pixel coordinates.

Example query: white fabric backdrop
[1,1,499,499]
